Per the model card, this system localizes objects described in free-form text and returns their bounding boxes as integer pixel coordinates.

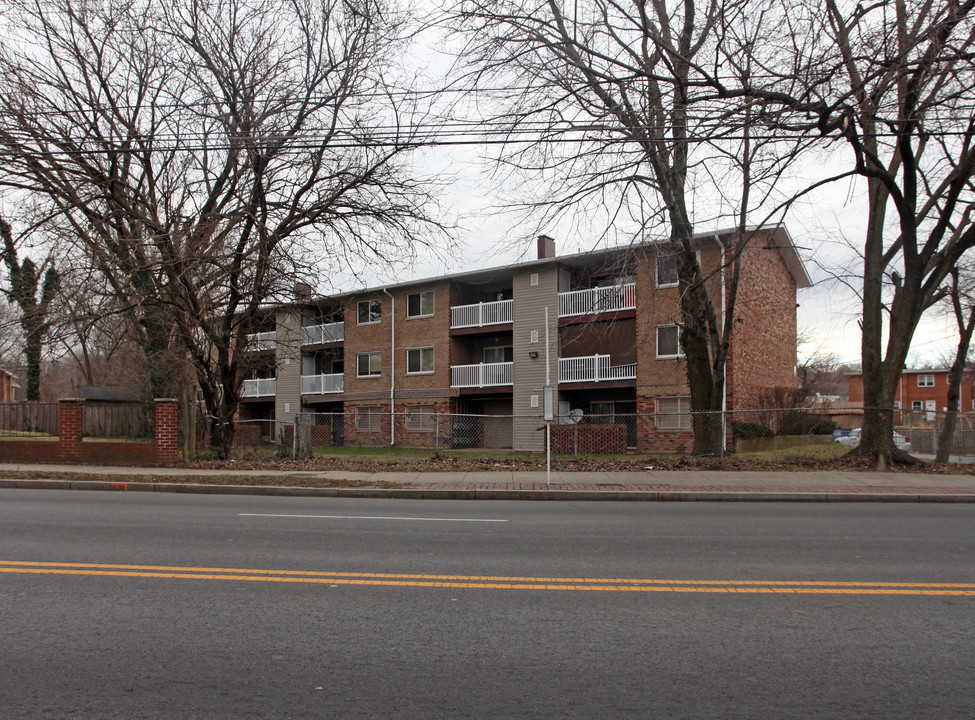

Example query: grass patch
[736,442,852,462]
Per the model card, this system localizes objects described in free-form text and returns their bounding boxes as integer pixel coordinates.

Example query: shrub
[778,411,836,436]
[732,420,775,439]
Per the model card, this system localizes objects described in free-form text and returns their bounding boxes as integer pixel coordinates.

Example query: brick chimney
[294,282,312,301]
[537,235,556,259]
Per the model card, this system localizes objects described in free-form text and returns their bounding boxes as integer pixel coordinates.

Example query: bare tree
[445,0,806,453]
[935,263,975,463]
[701,0,975,466]
[0,0,446,457]
[0,213,59,400]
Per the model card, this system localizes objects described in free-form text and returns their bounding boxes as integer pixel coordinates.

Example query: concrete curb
[3,478,975,502]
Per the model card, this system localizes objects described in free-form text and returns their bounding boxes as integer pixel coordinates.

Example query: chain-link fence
[221,407,975,463]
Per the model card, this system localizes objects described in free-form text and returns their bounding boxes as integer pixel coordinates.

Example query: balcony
[559,355,636,384]
[241,377,276,397]
[246,331,276,352]
[301,321,344,346]
[300,373,345,395]
[451,361,513,388]
[558,283,636,318]
[451,299,513,329]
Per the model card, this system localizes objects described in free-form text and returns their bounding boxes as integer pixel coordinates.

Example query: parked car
[834,427,911,452]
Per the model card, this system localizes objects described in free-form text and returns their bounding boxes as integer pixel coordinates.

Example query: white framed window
[893,401,901,409]
[917,374,935,387]
[912,400,923,411]
[656,396,692,429]
[406,347,434,374]
[656,255,679,287]
[656,324,683,358]
[406,404,435,432]
[357,299,381,325]
[407,290,435,318]
[356,405,383,431]
[356,351,381,377]
[483,346,513,364]
[530,330,539,344]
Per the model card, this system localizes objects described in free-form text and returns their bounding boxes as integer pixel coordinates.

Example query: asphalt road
[1,490,974,719]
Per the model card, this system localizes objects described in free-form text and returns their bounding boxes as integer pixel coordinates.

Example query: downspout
[715,234,727,456]
[383,288,396,446]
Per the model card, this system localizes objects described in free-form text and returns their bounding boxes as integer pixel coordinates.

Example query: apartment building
[848,368,975,419]
[238,226,811,452]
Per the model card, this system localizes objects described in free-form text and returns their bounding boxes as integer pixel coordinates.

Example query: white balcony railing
[451,299,513,329]
[241,377,276,397]
[559,355,636,383]
[246,331,277,352]
[558,283,636,318]
[300,373,345,395]
[451,361,514,388]
[301,321,344,346]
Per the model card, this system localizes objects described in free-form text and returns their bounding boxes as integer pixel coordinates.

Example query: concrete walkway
[2,463,975,502]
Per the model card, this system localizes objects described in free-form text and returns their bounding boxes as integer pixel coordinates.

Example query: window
[912,400,923,411]
[590,401,615,424]
[656,325,682,358]
[656,255,679,287]
[356,405,383,431]
[530,330,539,344]
[406,404,435,432]
[483,346,513,364]
[917,374,935,387]
[357,351,381,377]
[407,290,435,318]
[656,397,692,429]
[406,347,434,374]
[357,299,381,324]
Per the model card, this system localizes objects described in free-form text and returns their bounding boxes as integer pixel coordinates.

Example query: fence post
[154,399,179,466]
[435,413,440,456]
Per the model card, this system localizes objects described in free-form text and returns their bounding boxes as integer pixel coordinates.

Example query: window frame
[407,290,435,319]
[406,346,435,375]
[356,351,382,377]
[655,324,683,359]
[911,400,923,411]
[655,255,679,287]
[917,374,935,387]
[356,405,383,432]
[483,345,513,364]
[656,396,692,430]
[357,298,382,325]
[406,404,436,432]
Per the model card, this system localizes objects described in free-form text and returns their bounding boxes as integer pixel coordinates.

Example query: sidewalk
[2,463,975,501]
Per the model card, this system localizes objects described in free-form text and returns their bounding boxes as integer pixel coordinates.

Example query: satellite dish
[567,408,584,424]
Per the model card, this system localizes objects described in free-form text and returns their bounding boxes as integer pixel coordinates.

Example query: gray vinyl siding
[274,308,302,422]
[511,267,559,450]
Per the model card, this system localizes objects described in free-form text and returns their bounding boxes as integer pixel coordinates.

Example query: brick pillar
[154,398,179,466]
[58,398,84,461]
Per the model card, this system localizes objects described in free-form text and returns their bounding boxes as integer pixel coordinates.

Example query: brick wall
[551,423,626,454]
[727,230,799,409]
[0,398,179,466]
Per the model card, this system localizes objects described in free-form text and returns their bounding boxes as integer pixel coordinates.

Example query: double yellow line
[3,560,975,595]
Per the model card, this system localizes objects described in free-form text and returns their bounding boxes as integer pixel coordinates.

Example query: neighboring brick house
[0,369,16,402]
[847,368,975,420]
[238,226,811,451]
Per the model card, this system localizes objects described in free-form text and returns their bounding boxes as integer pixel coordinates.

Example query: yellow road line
[2,561,974,595]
